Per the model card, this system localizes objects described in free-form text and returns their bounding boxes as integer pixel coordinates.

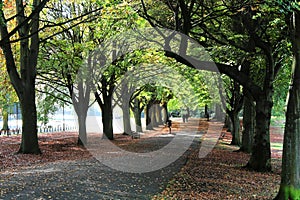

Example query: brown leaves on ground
[153,127,283,200]
[0,132,92,172]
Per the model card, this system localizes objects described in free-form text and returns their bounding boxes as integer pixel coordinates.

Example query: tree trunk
[246,96,272,172]
[275,10,300,200]
[156,104,163,125]
[94,79,114,140]
[18,89,41,154]
[1,109,9,135]
[224,114,232,132]
[72,79,90,146]
[151,104,158,127]
[0,0,45,154]
[77,112,87,145]
[101,95,114,140]
[132,99,143,132]
[229,111,241,146]
[215,103,223,121]
[239,61,255,153]
[145,104,153,130]
[122,102,131,135]
[161,102,169,123]
[239,93,255,153]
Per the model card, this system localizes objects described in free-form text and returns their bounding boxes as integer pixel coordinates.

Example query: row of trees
[137,0,300,198]
[0,0,300,198]
[0,0,212,145]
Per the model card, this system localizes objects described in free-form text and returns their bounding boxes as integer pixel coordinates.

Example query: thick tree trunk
[145,104,153,130]
[18,89,41,154]
[224,114,232,132]
[215,103,223,121]
[156,104,163,125]
[94,83,114,140]
[161,102,169,123]
[275,10,300,200]
[77,113,87,145]
[0,0,45,154]
[122,103,131,135]
[229,111,241,146]
[132,99,143,132]
[151,104,158,127]
[246,97,272,172]
[101,96,114,140]
[72,80,90,146]
[239,94,255,153]
[1,109,9,135]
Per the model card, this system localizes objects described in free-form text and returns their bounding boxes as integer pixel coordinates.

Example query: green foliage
[173,64,215,107]
[168,98,182,111]
[36,94,59,126]
[281,185,300,199]
[0,2,4,26]
[0,60,18,119]
[272,54,292,116]
[276,0,300,12]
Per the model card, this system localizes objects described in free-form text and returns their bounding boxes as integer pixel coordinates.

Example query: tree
[138,0,289,172]
[0,0,102,153]
[275,2,300,199]
[0,0,49,154]
[114,79,133,135]
[223,76,243,146]
[37,0,101,145]
[92,3,141,140]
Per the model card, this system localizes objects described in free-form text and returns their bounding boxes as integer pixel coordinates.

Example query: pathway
[0,119,207,200]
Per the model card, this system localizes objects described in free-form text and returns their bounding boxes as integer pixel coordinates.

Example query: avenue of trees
[0,0,300,199]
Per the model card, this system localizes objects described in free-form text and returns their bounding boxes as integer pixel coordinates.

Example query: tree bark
[77,112,87,145]
[121,102,131,135]
[94,73,115,140]
[18,86,41,154]
[145,103,153,130]
[215,103,223,121]
[239,61,255,153]
[132,98,143,132]
[71,68,91,145]
[224,114,232,132]
[239,93,255,153]
[101,95,114,140]
[151,104,158,127]
[275,10,300,200]
[246,96,272,172]
[1,109,9,135]
[72,82,90,145]
[0,0,45,154]
[161,102,169,124]
[228,110,241,146]
[156,104,163,125]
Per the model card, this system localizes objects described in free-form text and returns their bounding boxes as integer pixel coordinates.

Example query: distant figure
[205,104,209,121]
[167,119,172,134]
[182,108,188,123]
